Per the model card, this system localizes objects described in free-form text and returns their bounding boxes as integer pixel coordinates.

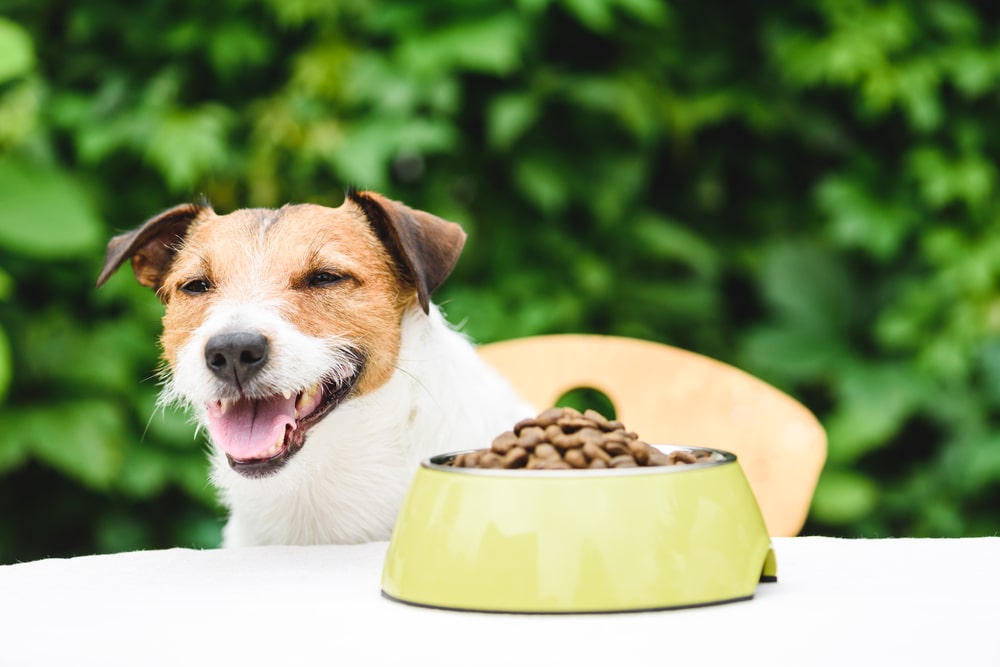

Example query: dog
[97,189,533,547]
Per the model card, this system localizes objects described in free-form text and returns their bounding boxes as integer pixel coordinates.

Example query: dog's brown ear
[96,203,210,294]
[347,189,467,314]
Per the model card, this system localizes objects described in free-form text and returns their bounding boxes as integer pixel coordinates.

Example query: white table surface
[1,537,997,666]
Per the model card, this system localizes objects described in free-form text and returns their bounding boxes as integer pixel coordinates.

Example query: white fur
[176,303,533,547]
[162,300,358,414]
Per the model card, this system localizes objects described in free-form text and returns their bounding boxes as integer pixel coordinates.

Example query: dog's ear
[347,189,467,314]
[96,203,210,295]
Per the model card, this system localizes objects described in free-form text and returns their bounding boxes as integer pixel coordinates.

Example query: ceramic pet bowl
[381,445,776,613]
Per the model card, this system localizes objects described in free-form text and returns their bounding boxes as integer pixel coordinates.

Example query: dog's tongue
[206,394,296,460]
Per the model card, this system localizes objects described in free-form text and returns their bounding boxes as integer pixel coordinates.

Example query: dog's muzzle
[200,331,363,478]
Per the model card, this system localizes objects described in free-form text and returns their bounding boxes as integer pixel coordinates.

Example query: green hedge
[2,0,999,561]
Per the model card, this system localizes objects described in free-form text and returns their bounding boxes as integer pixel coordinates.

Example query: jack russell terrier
[97,189,532,547]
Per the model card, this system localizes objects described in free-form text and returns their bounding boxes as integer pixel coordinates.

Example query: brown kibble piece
[535,407,567,426]
[513,417,537,435]
[647,450,671,466]
[545,424,564,441]
[576,427,604,444]
[602,430,629,445]
[478,452,504,468]
[669,450,698,464]
[628,439,652,466]
[491,431,518,455]
[463,450,482,467]
[550,433,578,451]
[583,409,610,428]
[503,446,529,468]
[534,443,560,460]
[564,449,588,468]
[557,416,594,432]
[588,458,608,469]
[605,441,630,457]
[583,440,612,464]
[605,420,625,431]
[518,426,546,449]
[609,454,638,468]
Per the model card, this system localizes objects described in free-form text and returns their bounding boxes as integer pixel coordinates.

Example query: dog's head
[97,190,466,478]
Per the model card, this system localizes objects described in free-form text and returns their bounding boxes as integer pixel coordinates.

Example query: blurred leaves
[2,0,1000,561]
[0,157,104,257]
[0,17,34,82]
[5,400,127,488]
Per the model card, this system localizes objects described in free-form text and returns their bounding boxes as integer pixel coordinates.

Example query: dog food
[448,407,716,470]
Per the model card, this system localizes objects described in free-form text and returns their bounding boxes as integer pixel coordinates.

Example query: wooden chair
[478,334,827,537]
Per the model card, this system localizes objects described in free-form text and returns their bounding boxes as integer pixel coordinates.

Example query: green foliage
[2,0,1000,561]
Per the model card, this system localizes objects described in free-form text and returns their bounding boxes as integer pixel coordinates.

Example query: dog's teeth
[219,399,230,415]
[282,389,292,400]
[295,383,321,411]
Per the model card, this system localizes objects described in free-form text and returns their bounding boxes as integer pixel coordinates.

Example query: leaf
[172,451,217,507]
[815,174,914,260]
[0,18,34,83]
[740,324,847,385]
[208,22,274,78]
[0,324,10,404]
[926,1,978,39]
[616,0,669,25]
[941,433,1000,494]
[907,146,996,211]
[118,445,173,498]
[976,340,1000,404]
[486,93,539,149]
[397,13,523,75]
[145,104,234,192]
[756,242,855,333]
[632,215,720,279]
[0,407,28,472]
[513,155,570,213]
[0,266,10,300]
[331,117,456,188]
[563,0,615,32]
[0,79,41,147]
[13,401,128,489]
[0,156,103,257]
[562,76,659,140]
[824,362,930,464]
[809,469,880,526]
[20,314,158,394]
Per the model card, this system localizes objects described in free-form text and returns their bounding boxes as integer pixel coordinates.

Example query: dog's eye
[307,271,346,287]
[180,279,212,294]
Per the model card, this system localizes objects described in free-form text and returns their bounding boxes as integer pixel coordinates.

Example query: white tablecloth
[1,537,997,666]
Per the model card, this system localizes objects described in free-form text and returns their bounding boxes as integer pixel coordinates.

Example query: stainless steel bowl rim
[423,444,737,477]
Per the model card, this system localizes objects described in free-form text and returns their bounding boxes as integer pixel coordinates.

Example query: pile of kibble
[447,407,715,470]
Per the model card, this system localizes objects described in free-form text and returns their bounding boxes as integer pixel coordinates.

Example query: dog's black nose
[205,331,269,387]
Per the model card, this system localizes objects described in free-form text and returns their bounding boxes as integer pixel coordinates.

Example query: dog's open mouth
[205,369,361,478]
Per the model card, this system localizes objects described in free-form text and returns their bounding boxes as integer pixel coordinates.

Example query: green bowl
[381,445,776,613]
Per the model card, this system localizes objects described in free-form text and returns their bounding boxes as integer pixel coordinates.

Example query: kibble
[446,407,716,470]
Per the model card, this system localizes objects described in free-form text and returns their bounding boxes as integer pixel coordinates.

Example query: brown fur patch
[159,202,414,396]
